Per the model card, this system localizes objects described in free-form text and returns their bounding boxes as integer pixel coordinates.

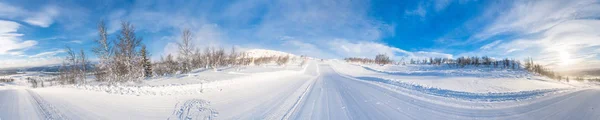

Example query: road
[0,89,43,120]
[1,63,599,119]
[289,64,600,120]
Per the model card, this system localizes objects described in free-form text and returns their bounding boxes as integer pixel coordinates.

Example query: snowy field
[1,60,600,119]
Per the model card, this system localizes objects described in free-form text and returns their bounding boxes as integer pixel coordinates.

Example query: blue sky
[1,0,600,71]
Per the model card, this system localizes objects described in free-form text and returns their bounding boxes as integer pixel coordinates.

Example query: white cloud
[0,2,61,28]
[405,3,427,18]
[450,0,600,71]
[0,2,26,18]
[29,49,66,58]
[69,40,83,44]
[24,6,60,27]
[0,20,38,55]
[279,38,335,58]
[0,57,63,69]
[479,40,502,50]
[328,39,452,60]
[473,0,600,41]
[405,0,475,19]
[467,19,600,70]
[110,0,395,59]
[106,9,127,34]
[433,0,452,11]
[412,51,453,59]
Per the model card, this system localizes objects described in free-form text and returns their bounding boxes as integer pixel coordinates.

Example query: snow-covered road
[289,64,600,120]
[0,89,43,120]
[0,88,67,120]
[1,62,600,119]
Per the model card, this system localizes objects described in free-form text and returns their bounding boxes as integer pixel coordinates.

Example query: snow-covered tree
[141,45,152,78]
[113,21,144,82]
[92,20,114,82]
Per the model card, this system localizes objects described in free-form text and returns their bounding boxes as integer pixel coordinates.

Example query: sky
[1,0,600,71]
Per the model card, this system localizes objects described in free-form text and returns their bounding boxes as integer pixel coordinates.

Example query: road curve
[290,64,600,120]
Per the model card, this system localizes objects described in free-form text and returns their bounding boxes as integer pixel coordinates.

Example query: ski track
[0,89,66,120]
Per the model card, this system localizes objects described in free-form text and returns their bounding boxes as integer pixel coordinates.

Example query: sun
[559,51,572,66]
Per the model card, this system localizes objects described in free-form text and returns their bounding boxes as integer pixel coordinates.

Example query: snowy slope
[1,60,600,119]
[330,61,577,94]
[290,64,600,119]
[243,49,297,58]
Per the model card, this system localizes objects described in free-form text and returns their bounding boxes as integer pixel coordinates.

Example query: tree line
[152,29,293,76]
[344,54,392,65]
[57,21,293,84]
[345,54,578,81]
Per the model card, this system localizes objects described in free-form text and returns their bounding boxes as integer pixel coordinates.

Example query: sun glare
[559,51,572,66]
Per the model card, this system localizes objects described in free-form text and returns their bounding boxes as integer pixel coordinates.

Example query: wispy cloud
[328,39,452,60]
[0,2,26,18]
[479,40,501,50]
[0,57,63,69]
[23,6,60,27]
[405,3,427,18]
[0,20,38,55]
[404,0,474,19]
[460,0,600,70]
[29,49,66,58]
[104,0,401,59]
[69,40,83,44]
[0,2,60,27]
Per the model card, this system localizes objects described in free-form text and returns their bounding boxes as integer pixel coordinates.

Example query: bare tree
[114,21,144,82]
[178,29,194,73]
[276,55,290,66]
[375,54,392,65]
[61,46,78,84]
[229,46,238,65]
[92,20,114,82]
[79,49,88,84]
[59,46,88,84]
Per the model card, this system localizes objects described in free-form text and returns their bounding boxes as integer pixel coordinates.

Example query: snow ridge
[350,76,567,102]
[360,64,531,78]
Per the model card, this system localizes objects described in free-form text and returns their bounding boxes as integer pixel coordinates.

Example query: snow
[243,49,297,58]
[330,61,577,93]
[1,60,600,119]
[168,99,218,120]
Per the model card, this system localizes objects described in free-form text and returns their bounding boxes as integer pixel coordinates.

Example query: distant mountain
[0,64,95,72]
[560,68,600,77]
[577,69,600,76]
[242,49,297,58]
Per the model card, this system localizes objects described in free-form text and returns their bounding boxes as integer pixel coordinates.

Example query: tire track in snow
[26,89,68,120]
[328,64,600,119]
[282,64,320,120]
[168,99,218,120]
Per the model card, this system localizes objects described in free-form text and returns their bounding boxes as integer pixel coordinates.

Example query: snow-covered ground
[1,60,600,119]
[243,49,298,58]
[331,61,580,93]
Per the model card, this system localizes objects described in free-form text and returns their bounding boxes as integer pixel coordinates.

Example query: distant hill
[0,64,95,73]
[560,68,600,77]
[242,49,297,58]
